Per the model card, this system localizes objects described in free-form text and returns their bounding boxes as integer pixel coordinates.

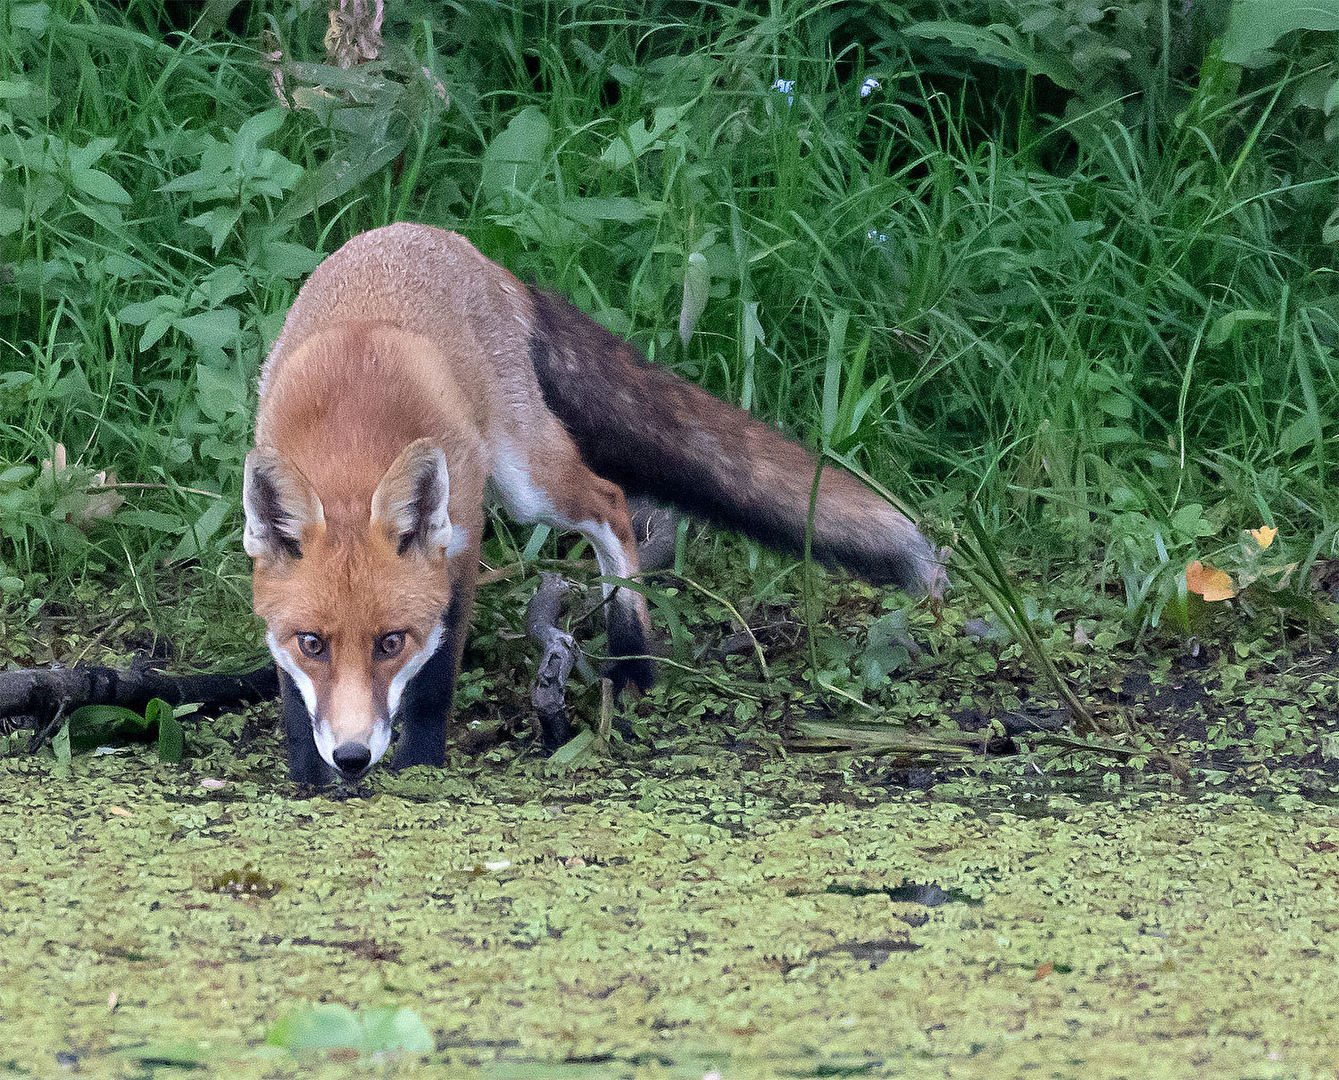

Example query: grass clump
[0,0,1335,666]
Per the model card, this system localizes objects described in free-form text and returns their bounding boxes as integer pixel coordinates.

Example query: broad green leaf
[561,196,654,226]
[175,308,240,353]
[0,465,35,484]
[359,1008,434,1054]
[70,167,131,205]
[904,21,1077,89]
[117,509,186,533]
[1223,0,1339,63]
[267,1004,364,1050]
[168,496,232,563]
[257,240,321,279]
[480,107,551,203]
[139,312,176,353]
[186,206,243,253]
[10,4,49,34]
[277,134,406,225]
[601,102,695,168]
[1280,412,1322,456]
[157,168,218,194]
[232,109,287,171]
[1207,308,1273,347]
[68,704,150,733]
[678,251,709,347]
[1098,393,1134,419]
[194,362,248,421]
[117,297,180,326]
[149,699,184,764]
[52,720,71,766]
[67,704,151,753]
[194,264,247,307]
[1170,503,1215,538]
[547,727,595,766]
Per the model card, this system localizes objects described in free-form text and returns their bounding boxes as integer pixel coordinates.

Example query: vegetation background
[0,0,1336,702]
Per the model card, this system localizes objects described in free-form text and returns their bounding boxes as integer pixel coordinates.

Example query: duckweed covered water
[3,724,1338,1079]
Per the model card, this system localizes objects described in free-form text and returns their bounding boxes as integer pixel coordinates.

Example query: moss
[3,722,1338,1078]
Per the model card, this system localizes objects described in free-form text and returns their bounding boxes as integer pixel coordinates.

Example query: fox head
[243,438,459,780]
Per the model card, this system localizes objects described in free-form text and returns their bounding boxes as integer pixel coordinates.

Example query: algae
[3,714,1339,1079]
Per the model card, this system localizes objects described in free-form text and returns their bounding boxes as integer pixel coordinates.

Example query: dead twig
[525,573,579,752]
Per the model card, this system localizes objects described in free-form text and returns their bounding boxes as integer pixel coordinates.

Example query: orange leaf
[1033,962,1054,981]
[1186,561,1235,601]
[1250,526,1277,549]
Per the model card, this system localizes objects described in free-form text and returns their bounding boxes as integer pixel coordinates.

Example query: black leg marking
[605,593,656,694]
[392,596,465,772]
[280,670,332,787]
[539,710,571,754]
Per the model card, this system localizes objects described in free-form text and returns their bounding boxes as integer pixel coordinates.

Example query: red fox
[244,223,944,783]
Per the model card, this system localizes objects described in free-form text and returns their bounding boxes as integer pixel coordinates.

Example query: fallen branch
[525,572,579,752]
[1,663,279,751]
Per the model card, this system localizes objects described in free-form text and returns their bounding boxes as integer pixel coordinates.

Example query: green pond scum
[4,707,1339,1080]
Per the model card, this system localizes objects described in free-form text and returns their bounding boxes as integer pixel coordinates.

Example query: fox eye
[296,632,326,659]
[376,631,406,659]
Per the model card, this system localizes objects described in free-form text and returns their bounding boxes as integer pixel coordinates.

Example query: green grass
[0,0,1336,661]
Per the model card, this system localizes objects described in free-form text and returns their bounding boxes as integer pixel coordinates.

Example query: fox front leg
[391,591,470,771]
[280,669,334,786]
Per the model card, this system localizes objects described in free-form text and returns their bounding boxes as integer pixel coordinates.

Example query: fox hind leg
[491,429,655,693]
[567,503,655,694]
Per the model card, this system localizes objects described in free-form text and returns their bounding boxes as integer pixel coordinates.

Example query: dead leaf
[1250,526,1277,549]
[325,0,383,68]
[77,470,124,528]
[108,806,132,818]
[1186,561,1235,602]
[40,444,125,529]
[1033,961,1054,980]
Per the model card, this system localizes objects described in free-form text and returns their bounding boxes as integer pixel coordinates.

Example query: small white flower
[772,78,795,106]
[866,229,888,243]
[860,77,881,98]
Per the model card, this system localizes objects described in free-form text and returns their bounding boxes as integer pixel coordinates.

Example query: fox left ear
[371,438,454,557]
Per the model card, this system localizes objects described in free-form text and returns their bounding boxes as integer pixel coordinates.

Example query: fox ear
[242,448,325,560]
[371,438,454,557]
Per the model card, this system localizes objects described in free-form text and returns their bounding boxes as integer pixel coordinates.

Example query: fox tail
[526,288,945,597]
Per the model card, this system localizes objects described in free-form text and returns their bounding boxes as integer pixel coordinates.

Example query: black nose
[331,742,372,777]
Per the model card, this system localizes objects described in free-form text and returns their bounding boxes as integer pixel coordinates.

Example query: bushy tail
[526,288,945,596]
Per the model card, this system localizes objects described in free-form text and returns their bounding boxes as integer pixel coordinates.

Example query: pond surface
[3,724,1338,1078]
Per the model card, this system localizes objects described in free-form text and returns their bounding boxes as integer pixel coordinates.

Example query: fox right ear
[371,438,454,558]
[242,448,325,560]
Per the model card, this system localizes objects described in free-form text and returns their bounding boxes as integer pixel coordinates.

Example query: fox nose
[331,741,372,777]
